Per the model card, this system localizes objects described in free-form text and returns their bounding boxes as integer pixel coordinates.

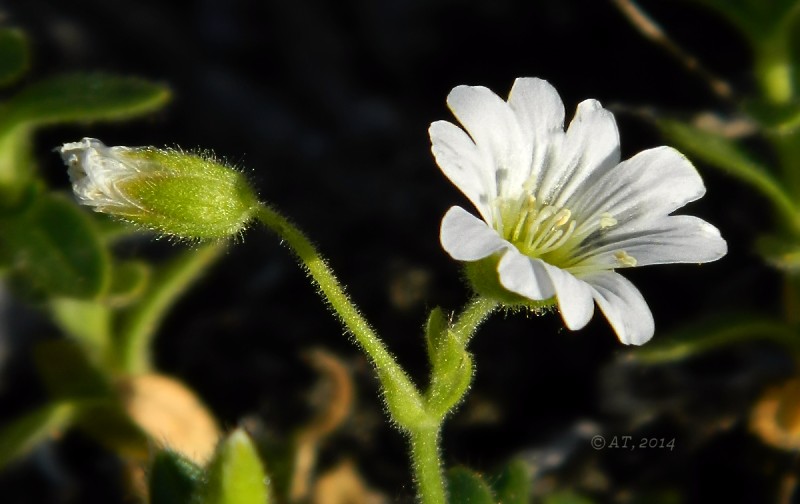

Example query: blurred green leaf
[0,402,76,469]
[199,429,271,504]
[49,298,112,357]
[658,118,799,231]
[630,313,799,364]
[1,73,170,129]
[0,28,29,87]
[687,0,800,39]
[150,449,204,504]
[446,466,494,504]
[0,125,34,206]
[33,339,112,400]
[1,192,110,298]
[74,403,150,462]
[490,459,531,504]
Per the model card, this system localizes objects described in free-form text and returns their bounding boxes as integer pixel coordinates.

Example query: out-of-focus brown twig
[611,0,735,102]
[289,348,355,503]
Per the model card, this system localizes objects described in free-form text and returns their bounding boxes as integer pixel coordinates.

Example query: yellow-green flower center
[494,195,577,259]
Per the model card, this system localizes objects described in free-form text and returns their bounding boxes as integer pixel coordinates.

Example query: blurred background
[0,0,792,502]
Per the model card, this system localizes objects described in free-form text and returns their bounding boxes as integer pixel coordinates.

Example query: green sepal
[489,458,531,504]
[424,308,473,420]
[445,466,494,504]
[464,255,554,310]
[0,28,29,87]
[0,73,170,129]
[198,429,271,504]
[149,449,204,504]
[629,313,799,363]
[1,191,110,299]
[0,401,77,469]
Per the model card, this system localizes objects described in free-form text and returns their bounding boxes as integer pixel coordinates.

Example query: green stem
[116,242,223,373]
[409,426,447,504]
[255,205,426,421]
[451,296,500,347]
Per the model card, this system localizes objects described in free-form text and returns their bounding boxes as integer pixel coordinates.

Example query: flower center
[495,195,577,258]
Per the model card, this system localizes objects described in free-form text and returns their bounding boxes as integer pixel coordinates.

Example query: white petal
[440,206,510,261]
[446,85,526,199]
[584,272,654,345]
[539,99,620,207]
[575,215,727,268]
[571,146,705,236]
[497,249,555,300]
[430,120,494,222]
[539,262,595,330]
[506,78,565,192]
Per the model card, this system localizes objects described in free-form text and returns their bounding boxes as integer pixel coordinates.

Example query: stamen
[599,212,617,229]
[614,250,637,267]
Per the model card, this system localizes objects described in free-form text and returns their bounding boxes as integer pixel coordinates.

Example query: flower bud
[58,138,258,240]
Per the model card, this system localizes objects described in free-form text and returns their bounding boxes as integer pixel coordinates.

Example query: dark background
[0,0,792,502]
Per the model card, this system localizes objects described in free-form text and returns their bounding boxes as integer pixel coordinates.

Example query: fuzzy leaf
[446,467,494,504]
[200,429,271,504]
[0,28,29,87]
[1,73,170,129]
[1,192,110,299]
[490,459,531,504]
[150,449,204,504]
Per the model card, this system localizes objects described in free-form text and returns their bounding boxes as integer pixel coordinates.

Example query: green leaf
[424,308,473,420]
[0,125,34,206]
[490,459,531,504]
[74,403,150,462]
[32,339,112,400]
[1,192,110,299]
[0,402,76,469]
[199,429,271,504]
[658,118,799,230]
[629,313,799,363]
[446,466,494,504]
[149,449,204,504]
[1,73,170,129]
[0,28,29,87]
[49,298,112,357]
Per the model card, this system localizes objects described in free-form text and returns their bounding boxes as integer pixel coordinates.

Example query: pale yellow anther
[614,250,637,267]
[599,212,617,229]
[555,209,572,227]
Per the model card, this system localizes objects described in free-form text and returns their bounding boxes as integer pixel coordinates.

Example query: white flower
[430,78,727,345]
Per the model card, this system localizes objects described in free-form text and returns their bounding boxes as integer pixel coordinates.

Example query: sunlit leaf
[1,73,170,129]
[0,28,29,87]
[199,429,271,504]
